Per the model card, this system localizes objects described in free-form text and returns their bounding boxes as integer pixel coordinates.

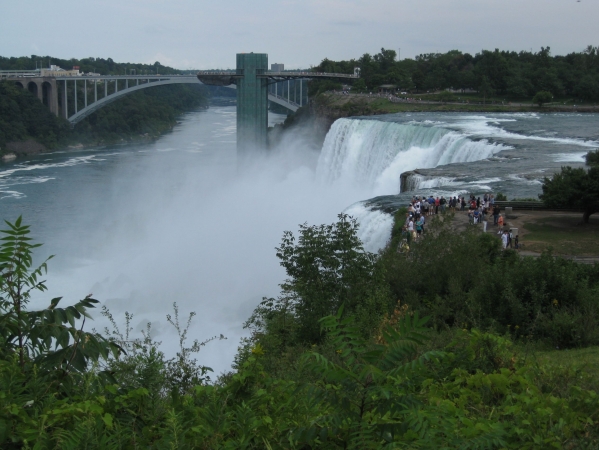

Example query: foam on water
[554,152,588,162]
[450,115,599,148]
[0,155,99,180]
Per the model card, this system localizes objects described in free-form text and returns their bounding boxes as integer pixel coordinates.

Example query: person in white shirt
[501,230,509,249]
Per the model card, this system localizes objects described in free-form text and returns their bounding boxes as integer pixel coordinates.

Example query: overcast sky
[2,0,597,70]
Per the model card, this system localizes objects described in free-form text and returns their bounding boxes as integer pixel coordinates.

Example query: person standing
[501,230,509,249]
[416,216,423,239]
[440,196,447,213]
[493,205,500,225]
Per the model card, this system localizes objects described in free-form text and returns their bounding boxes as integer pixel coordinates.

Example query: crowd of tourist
[400,193,519,251]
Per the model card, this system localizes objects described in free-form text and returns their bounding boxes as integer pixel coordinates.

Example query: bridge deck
[196,71,358,79]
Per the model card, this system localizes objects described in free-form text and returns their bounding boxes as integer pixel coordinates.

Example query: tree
[0,217,120,375]
[586,150,599,166]
[245,214,390,345]
[532,90,553,106]
[437,90,455,103]
[574,74,599,101]
[478,76,493,104]
[540,150,599,223]
[352,78,367,93]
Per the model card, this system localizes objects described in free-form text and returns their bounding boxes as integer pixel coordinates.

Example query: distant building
[271,63,284,72]
[378,84,396,93]
[40,65,81,77]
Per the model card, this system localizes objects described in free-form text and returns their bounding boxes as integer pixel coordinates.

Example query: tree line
[0,55,183,76]
[310,46,599,100]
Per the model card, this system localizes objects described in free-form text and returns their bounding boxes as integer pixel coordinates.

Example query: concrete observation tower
[197,53,359,159]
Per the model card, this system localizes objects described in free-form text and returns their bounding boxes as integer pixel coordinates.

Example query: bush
[381,216,599,348]
[1,217,599,448]
[532,90,553,106]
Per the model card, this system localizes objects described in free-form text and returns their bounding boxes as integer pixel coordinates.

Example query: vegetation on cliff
[1,212,598,448]
[0,81,71,152]
[70,84,208,145]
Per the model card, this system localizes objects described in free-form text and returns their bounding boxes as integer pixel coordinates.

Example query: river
[1,105,598,374]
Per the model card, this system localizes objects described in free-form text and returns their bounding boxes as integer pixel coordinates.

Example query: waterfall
[316,118,508,195]
[315,117,510,251]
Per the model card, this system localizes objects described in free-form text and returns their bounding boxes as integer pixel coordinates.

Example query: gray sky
[2,0,597,69]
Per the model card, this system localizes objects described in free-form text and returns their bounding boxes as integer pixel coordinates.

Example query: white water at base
[316,118,509,196]
[343,202,395,252]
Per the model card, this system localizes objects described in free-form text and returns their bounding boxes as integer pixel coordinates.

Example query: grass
[367,99,527,113]
[423,327,599,392]
[524,346,599,392]
[522,215,599,256]
[532,346,599,372]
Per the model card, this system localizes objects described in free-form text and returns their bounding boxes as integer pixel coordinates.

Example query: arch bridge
[5,74,306,124]
[4,53,358,155]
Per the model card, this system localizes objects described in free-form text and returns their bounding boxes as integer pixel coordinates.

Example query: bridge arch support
[63,77,299,124]
[27,80,43,102]
[66,78,201,124]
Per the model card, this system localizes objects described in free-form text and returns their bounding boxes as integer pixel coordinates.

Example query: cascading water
[316,118,508,196]
[315,118,510,250]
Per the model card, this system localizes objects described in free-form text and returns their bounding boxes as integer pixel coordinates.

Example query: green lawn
[522,215,599,256]
[367,99,527,113]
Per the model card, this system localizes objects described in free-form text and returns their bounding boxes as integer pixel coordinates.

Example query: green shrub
[1,217,598,448]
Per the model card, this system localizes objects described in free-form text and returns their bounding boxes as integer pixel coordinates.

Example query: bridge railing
[0,69,42,78]
[196,70,358,79]
[263,71,358,79]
